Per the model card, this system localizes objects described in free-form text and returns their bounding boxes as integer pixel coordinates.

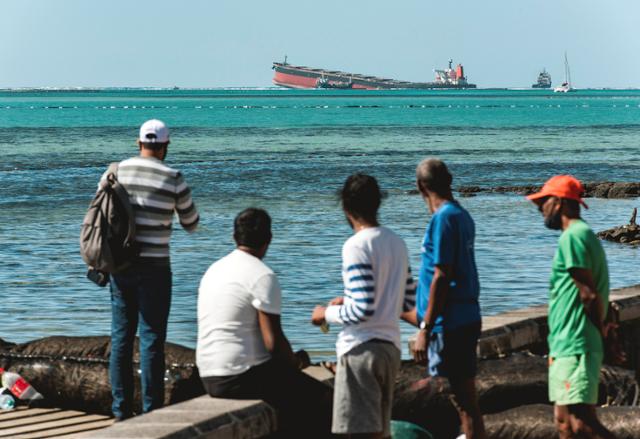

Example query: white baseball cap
[139,119,170,143]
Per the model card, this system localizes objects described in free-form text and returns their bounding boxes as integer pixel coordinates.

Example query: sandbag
[393,353,549,438]
[2,337,638,436]
[0,336,204,415]
[392,352,639,439]
[485,404,640,439]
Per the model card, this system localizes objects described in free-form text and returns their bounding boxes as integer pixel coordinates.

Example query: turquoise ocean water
[1,88,639,359]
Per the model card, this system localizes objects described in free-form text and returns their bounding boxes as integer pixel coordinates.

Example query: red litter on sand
[0,368,44,401]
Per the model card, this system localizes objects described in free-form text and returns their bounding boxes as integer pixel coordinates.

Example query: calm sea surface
[1,88,639,359]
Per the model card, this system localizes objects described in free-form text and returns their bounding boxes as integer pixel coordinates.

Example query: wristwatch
[419,321,431,331]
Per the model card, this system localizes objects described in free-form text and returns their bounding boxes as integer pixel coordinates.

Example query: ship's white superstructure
[433,59,469,86]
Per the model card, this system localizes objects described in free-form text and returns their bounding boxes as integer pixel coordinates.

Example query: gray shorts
[332,339,401,436]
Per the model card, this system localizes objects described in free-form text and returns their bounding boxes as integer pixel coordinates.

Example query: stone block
[82,396,276,439]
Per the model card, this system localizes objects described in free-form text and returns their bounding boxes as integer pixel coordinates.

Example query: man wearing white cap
[100,119,199,420]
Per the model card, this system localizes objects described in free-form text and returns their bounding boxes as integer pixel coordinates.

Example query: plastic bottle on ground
[0,388,15,410]
[0,368,43,401]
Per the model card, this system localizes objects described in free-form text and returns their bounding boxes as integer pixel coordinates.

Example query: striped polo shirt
[325,226,416,357]
[101,156,199,262]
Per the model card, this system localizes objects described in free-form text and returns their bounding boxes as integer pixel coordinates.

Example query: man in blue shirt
[402,158,486,439]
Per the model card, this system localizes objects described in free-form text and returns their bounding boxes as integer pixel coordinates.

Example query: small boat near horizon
[554,52,575,93]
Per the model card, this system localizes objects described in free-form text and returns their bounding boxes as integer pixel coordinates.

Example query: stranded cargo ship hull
[272,59,477,90]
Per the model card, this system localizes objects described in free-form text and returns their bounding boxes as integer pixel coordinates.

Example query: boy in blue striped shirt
[312,173,415,438]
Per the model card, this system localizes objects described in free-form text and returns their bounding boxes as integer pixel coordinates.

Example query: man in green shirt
[527,175,615,439]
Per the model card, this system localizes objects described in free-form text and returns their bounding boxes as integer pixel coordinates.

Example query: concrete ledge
[610,285,640,322]
[303,364,335,385]
[479,313,548,358]
[80,396,276,439]
[83,366,331,439]
[409,285,640,359]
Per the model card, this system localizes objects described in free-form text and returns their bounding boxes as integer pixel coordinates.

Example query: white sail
[554,52,574,93]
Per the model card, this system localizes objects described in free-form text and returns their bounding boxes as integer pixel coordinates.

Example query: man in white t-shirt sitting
[196,208,332,437]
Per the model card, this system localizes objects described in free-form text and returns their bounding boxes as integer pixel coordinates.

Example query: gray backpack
[80,163,139,284]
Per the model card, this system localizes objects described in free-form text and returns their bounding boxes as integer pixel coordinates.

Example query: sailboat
[554,52,575,93]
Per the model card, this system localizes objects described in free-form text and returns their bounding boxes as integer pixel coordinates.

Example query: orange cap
[526,175,588,209]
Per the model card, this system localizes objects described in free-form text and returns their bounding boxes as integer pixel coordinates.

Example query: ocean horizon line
[2,86,640,92]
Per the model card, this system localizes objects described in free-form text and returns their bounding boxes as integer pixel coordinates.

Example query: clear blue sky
[1,0,639,88]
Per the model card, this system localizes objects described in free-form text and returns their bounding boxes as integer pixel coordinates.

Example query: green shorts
[548,352,602,405]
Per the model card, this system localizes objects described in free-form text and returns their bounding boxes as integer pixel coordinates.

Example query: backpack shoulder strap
[107,162,119,177]
[108,169,137,244]
[99,162,120,191]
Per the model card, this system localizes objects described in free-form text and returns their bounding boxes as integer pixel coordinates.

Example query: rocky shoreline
[407,181,640,198]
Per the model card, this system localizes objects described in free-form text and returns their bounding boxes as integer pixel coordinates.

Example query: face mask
[544,201,563,230]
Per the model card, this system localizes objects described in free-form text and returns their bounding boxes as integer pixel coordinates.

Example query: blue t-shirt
[416,201,481,332]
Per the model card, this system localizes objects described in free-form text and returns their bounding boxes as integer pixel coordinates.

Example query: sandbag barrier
[0,336,204,415]
[2,337,640,438]
[392,353,640,439]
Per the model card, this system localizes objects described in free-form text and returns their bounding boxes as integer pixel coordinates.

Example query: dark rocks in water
[598,208,640,245]
[393,352,639,439]
[589,182,640,199]
[453,182,640,199]
[0,336,204,415]
[485,404,640,439]
[457,186,481,198]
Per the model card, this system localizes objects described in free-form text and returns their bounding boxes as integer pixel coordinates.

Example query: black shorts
[428,321,481,380]
[201,358,333,438]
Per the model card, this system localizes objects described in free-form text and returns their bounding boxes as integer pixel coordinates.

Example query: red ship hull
[273,70,375,90]
[272,61,476,90]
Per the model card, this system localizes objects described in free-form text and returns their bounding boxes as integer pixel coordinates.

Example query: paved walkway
[0,406,114,438]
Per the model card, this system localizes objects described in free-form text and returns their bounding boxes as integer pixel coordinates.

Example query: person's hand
[413,329,429,365]
[328,297,344,306]
[602,321,617,338]
[294,350,311,369]
[311,306,327,326]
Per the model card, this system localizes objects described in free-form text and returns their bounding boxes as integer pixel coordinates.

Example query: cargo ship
[532,69,552,88]
[272,57,476,89]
